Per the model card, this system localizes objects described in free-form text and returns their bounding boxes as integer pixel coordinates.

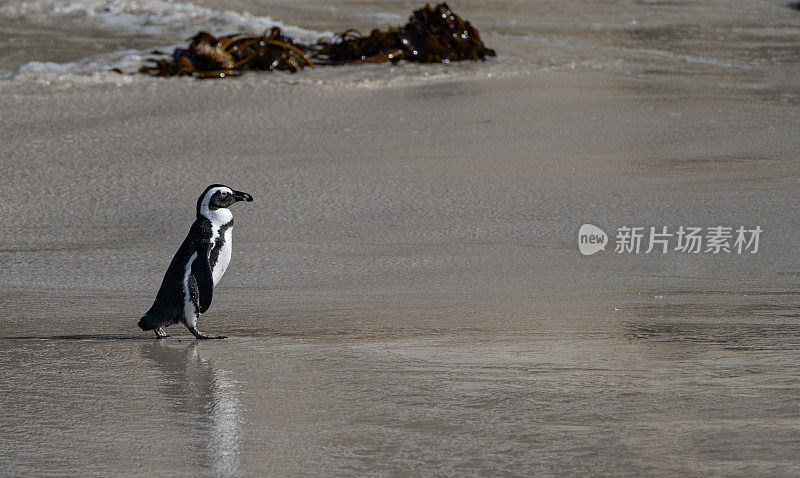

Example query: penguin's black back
[138,218,213,330]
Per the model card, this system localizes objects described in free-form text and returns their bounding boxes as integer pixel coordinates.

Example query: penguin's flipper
[192,241,214,313]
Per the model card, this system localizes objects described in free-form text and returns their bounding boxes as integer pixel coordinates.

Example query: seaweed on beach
[140,27,313,78]
[313,3,495,65]
[139,3,494,78]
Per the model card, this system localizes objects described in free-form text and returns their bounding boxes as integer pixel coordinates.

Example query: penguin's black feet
[154,328,170,339]
[188,326,227,340]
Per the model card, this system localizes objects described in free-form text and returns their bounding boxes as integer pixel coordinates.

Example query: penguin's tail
[138,314,156,331]
[138,312,170,331]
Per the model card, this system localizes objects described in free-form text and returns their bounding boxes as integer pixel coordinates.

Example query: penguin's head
[197,184,253,219]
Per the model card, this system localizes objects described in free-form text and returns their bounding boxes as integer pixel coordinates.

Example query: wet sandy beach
[1,0,800,475]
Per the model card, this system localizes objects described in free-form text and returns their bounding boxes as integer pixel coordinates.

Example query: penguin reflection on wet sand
[139,184,253,339]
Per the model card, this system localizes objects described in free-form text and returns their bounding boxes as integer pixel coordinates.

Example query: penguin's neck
[200,207,233,226]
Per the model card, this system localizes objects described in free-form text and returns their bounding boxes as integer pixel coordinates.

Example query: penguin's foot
[188,326,227,340]
[154,328,171,339]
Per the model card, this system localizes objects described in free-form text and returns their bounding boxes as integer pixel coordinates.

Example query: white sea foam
[0,0,328,41]
[13,61,74,75]
[2,47,161,83]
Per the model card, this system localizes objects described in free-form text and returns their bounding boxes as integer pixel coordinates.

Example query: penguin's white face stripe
[200,186,233,213]
[200,186,234,225]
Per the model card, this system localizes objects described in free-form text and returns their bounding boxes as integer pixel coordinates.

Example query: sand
[1,0,800,474]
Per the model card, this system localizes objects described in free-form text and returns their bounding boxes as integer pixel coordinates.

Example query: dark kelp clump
[140,27,313,78]
[140,3,494,78]
[314,3,495,65]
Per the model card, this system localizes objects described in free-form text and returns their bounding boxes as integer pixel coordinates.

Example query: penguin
[139,184,253,339]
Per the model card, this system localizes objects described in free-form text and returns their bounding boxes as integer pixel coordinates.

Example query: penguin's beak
[233,190,253,202]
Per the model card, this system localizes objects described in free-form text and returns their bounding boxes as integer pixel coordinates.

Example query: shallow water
[0,306,800,475]
[0,19,171,71]
[1,302,799,475]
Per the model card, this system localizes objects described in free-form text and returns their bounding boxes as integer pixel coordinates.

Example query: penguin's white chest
[211,227,233,285]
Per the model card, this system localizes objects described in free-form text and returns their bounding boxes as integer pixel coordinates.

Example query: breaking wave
[0,0,327,40]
